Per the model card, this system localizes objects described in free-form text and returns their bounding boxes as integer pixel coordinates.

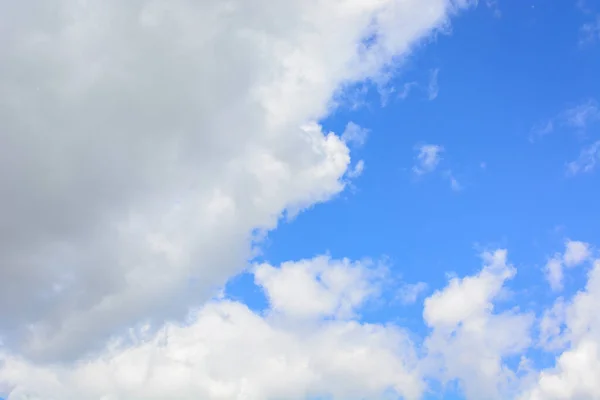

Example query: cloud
[423,250,534,400]
[539,298,568,352]
[341,122,369,148]
[398,81,419,100]
[427,68,440,100]
[0,248,537,400]
[562,99,600,129]
[564,240,592,267]
[397,282,429,305]
[580,15,600,45]
[413,144,444,175]
[445,170,462,191]
[3,240,600,399]
[546,257,565,292]
[577,0,592,14]
[566,140,600,175]
[529,121,554,141]
[0,0,471,363]
[531,99,600,141]
[0,257,424,400]
[485,0,502,18]
[412,146,462,191]
[519,259,600,400]
[254,256,385,320]
[347,160,365,179]
[545,240,591,291]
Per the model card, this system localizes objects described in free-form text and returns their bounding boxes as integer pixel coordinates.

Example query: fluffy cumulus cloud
[520,258,600,400]
[0,0,471,363]
[254,256,384,319]
[545,240,592,291]
[423,250,534,400]
[3,243,600,399]
[0,257,424,400]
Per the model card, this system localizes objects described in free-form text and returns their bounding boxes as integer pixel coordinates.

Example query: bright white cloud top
[1,0,600,399]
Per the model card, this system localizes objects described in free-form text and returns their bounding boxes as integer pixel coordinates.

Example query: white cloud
[539,298,567,351]
[531,99,599,141]
[347,159,366,178]
[254,256,384,320]
[519,259,600,400]
[427,68,440,100]
[0,0,472,362]
[341,122,369,148]
[14,3,600,399]
[563,240,591,267]
[546,256,565,292]
[530,121,554,141]
[413,144,444,175]
[562,99,600,129]
[0,257,424,400]
[398,81,419,99]
[3,238,600,400]
[445,170,462,191]
[397,282,429,305]
[412,147,461,191]
[567,140,600,175]
[423,250,534,400]
[544,240,591,292]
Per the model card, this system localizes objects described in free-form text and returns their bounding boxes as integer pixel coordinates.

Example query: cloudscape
[1,1,600,399]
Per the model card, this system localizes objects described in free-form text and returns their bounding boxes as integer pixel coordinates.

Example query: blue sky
[230,0,599,326]
[2,0,600,399]
[225,1,600,398]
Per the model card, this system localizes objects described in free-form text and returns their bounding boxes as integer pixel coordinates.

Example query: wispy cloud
[398,81,418,100]
[485,0,502,18]
[397,282,428,305]
[413,144,444,175]
[567,140,600,175]
[562,99,600,128]
[531,98,600,141]
[580,16,600,44]
[347,159,365,178]
[529,120,555,141]
[341,121,369,148]
[577,0,592,13]
[427,68,440,100]
[445,170,462,192]
[412,145,463,190]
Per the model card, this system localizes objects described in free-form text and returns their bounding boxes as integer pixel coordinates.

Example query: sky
[1,0,600,399]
